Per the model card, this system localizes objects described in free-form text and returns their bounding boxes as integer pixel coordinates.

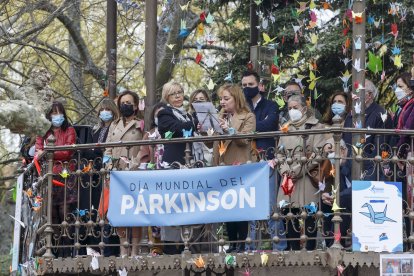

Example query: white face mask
[327,152,335,164]
[289,109,303,122]
[395,87,406,100]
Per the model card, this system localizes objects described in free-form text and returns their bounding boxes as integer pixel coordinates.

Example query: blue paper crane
[360,203,396,224]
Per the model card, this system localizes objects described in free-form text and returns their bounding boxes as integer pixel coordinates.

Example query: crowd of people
[31,70,414,256]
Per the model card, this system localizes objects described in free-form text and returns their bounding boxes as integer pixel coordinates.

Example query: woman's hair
[189,89,210,113]
[396,72,412,88]
[323,90,352,125]
[46,101,70,131]
[117,90,140,117]
[97,98,120,126]
[217,83,250,114]
[161,81,184,104]
[287,94,313,118]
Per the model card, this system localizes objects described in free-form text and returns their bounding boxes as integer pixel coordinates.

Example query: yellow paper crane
[60,169,70,179]
[394,55,403,68]
[307,71,321,90]
[310,32,318,45]
[262,32,276,45]
[290,50,301,63]
[261,253,269,265]
[180,1,190,11]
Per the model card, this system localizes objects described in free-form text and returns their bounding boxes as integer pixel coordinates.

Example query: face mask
[243,86,260,100]
[331,103,346,116]
[120,103,135,117]
[51,114,65,127]
[394,87,406,101]
[327,152,335,165]
[289,109,303,122]
[154,117,158,126]
[99,110,113,122]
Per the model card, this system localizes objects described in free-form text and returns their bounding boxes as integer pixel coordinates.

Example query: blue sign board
[107,162,270,226]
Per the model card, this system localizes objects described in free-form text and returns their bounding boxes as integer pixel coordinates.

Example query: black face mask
[120,103,135,117]
[243,86,260,100]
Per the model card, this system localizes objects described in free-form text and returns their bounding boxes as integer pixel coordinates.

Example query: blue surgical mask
[51,114,65,127]
[99,110,113,122]
[331,103,346,116]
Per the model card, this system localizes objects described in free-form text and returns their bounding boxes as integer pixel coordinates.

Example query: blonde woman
[157,81,198,254]
[213,83,256,253]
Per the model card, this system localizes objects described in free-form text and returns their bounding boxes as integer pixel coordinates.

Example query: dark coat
[363,102,389,180]
[396,98,414,156]
[157,106,197,165]
[247,96,279,157]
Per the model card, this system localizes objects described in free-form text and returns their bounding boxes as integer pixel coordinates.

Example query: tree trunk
[68,0,93,124]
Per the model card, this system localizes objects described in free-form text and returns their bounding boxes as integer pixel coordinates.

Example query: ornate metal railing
[16,122,414,275]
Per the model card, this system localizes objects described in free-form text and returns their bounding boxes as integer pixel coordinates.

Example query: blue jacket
[247,96,279,158]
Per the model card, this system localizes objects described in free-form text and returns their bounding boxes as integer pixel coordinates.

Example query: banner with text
[107,162,270,226]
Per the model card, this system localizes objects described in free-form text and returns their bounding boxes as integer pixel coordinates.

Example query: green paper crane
[165,131,174,139]
[367,51,382,74]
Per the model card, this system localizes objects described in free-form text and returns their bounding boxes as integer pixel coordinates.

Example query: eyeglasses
[168,91,184,97]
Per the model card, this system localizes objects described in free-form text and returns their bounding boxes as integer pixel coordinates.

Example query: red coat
[35,127,77,173]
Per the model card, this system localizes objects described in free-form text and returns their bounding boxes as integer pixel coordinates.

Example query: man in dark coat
[363,79,391,180]
[241,71,279,160]
[241,71,286,251]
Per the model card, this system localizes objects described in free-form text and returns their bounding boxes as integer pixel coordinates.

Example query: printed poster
[380,254,414,276]
[352,181,402,252]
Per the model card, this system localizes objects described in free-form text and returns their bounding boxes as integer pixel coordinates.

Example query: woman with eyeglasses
[157,81,197,166]
[157,81,198,255]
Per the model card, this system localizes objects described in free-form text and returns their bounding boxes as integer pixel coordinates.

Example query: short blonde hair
[217,83,250,114]
[161,81,184,104]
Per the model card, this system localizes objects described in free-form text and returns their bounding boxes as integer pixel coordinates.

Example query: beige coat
[104,119,144,170]
[276,116,332,205]
[213,112,256,165]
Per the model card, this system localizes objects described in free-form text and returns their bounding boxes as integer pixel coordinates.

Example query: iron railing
[16,122,414,275]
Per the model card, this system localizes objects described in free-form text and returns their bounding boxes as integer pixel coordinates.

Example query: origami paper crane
[308,71,321,90]
[262,32,276,45]
[360,203,396,224]
[225,255,235,266]
[205,13,214,24]
[60,169,70,179]
[194,255,205,268]
[164,131,174,139]
[261,253,269,265]
[352,58,365,73]
[393,55,403,68]
[207,78,215,90]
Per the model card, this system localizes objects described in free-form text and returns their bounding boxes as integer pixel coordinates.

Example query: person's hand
[322,192,334,206]
[411,65,414,80]
[219,118,229,132]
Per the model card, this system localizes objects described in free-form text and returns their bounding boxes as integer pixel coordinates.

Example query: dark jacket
[157,106,197,164]
[247,96,279,158]
[363,102,389,180]
[396,98,414,156]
